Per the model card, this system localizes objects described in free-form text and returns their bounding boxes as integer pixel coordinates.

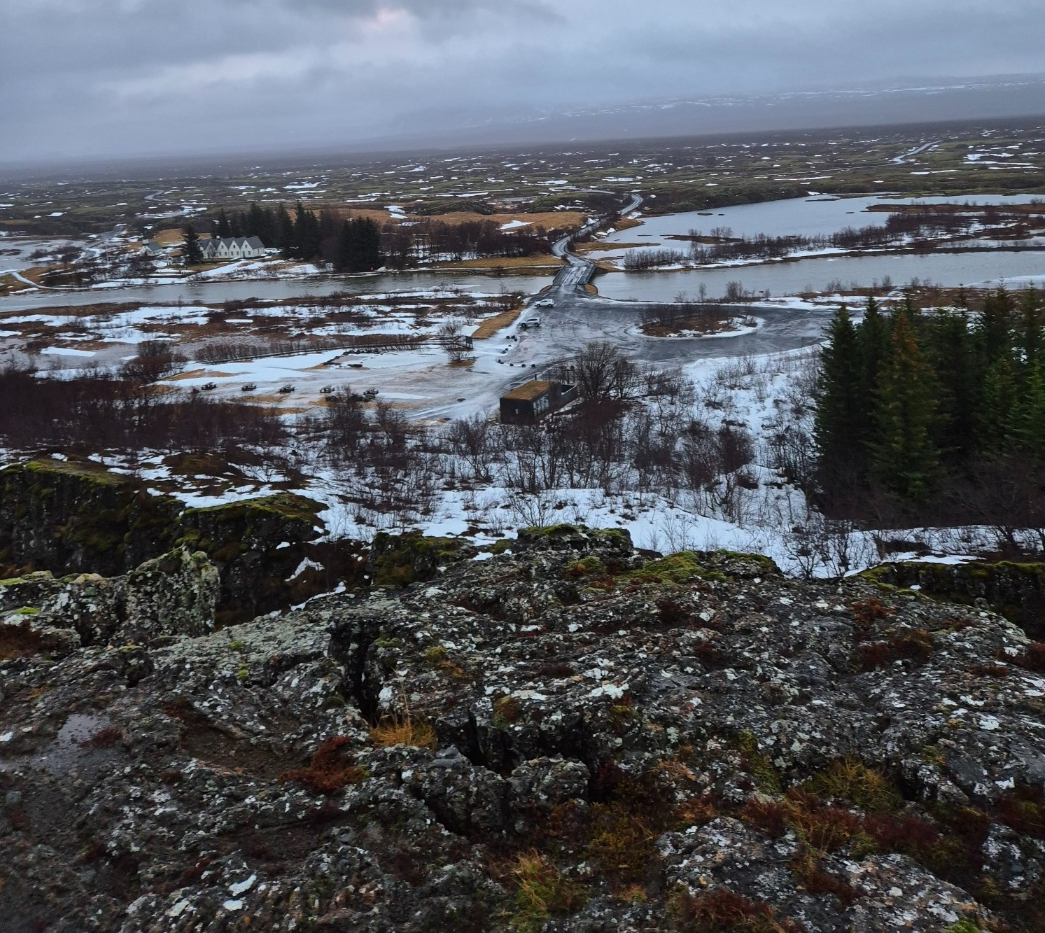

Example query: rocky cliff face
[0,460,366,624]
[1,527,1044,932]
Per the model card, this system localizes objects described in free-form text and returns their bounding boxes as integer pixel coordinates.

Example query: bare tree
[437,316,471,363]
[573,341,639,404]
[119,340,187,384]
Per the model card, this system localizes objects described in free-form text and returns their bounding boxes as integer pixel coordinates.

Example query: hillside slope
[1,527,1043,931]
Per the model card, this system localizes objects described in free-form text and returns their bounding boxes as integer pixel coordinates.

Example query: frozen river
[594,249,1045,302]
[603,193,1044,243]
[0,271,554,313]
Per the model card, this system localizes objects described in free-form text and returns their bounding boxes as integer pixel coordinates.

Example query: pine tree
[214,208,232,239]
[869,308,940,502]
[923,307,976,457]
[181,224,203,266]
[334,219,360,272]
[293,202,321,261]
[813,306,866,494]
[334,217,383,273]
[977,356,1018,452]
[1016,285,1044,371]
[977,286,1014,367]
[276,205,296,257]
[847,295,888,449]
[1007,364,1045,461]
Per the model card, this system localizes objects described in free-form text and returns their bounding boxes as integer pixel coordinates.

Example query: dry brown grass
[508,850,587,930]
[153,228,186,246]
[369,698,438,750]
[433,254,564,272]
[424,210,588,229]
[166,369,233,382]
[574,241,645,254]
[472,307,523,339]
[338,208,588,230]
[19,266,49,285]
[0,273,34,294]
[613,216,643,231]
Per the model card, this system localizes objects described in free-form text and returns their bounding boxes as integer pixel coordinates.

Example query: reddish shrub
[669,887,805,932]
[280,736,366,794]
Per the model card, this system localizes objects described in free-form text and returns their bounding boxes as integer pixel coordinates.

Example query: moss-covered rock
[368,531,477,588]
[863,560,1045,639]
[0,459,180,578]
[177,493,325,624]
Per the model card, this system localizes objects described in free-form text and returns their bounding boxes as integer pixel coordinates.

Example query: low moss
[734,731,783,795]
[522,523,583,538]
[625,552,706,587]
[18,458,125,487]
[800,759,904,814]
[563,555,607,580]
[182,492,323,526]
[494,695,523,728]
[369,531,474,589]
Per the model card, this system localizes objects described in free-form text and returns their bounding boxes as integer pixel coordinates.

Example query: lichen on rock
[1,528,1043,931]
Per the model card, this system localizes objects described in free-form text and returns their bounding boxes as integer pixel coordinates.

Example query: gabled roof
[205,236,266,250]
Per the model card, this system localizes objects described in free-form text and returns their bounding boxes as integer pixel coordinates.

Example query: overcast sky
[2,0,1044,165]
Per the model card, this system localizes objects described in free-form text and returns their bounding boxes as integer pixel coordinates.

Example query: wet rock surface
[1,527,1043,931]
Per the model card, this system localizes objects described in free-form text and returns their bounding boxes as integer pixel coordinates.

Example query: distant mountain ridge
[374,74,1045,150]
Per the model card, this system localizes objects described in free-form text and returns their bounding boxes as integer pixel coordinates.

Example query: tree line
[193,203,558,272]
[196,203,382,272]
[812,287,1045,530]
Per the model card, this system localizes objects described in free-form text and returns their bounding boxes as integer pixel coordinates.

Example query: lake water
[0,272,553,313]
[607,193,1044,243]
[595,250,1045,302]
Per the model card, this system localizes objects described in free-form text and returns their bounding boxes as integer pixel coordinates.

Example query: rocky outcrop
[1,546,218,650]
[0,459,367,623]
[0,459,178,577]
[865,560,1045,640]
[1,528,1044,931]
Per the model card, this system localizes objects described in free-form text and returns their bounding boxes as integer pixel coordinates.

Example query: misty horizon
[3,1,1045,172]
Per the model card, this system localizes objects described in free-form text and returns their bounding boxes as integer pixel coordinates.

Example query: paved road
[505,192,832,379]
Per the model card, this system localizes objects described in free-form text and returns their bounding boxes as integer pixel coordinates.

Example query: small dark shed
[499,380,577,425]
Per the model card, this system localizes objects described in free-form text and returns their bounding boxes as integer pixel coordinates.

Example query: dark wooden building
[499,380,578,425]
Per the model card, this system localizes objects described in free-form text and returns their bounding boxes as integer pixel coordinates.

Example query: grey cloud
[1,0,1043,165]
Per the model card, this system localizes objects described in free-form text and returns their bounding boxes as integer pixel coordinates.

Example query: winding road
[501,192,833,384]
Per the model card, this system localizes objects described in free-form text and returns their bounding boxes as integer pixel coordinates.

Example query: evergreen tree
[334,217,383,273]
[853,295,890,445]
[181,224,204,266]
[276,205,296,257]
[868,308,940,502]
[813,306,866,492]
[977,355,1019,452]
[923,307,976,457]
[293,202,321,261]
[1016,285,1044,371]
[1007,364,1045,461]
[976,286,1014,367]
[214,208,232,239]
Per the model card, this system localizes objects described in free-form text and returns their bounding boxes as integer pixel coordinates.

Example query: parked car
[202,382,217,390]
[320,385,335,394]
[534,299,554,308]
[278,384,295,394]
[241,383,256,391]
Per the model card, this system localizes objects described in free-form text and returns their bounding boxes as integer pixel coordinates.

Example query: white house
[200,236,266,261]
